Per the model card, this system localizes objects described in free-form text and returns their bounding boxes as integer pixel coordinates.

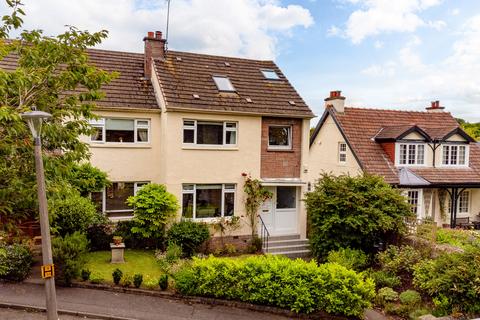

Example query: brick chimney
[325,90,346,113]
[426,100,445,112]
[143,31,166,79]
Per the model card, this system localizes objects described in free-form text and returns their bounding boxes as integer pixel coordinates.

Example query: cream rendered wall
[308,114,362,184]
[83,109,162,183]
[161,110,263,236]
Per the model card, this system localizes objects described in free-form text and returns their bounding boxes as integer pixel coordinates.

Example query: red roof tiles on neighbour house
[314,106,480,186]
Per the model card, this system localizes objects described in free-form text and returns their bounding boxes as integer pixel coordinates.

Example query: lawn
[84,249,163,284]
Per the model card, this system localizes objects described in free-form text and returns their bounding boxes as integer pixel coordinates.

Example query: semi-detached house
[83,31,314,248]
[309,91,480,228]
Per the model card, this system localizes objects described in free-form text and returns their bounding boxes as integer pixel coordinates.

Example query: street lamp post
[21,109,59,320]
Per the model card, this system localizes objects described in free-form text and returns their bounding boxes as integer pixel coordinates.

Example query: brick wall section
[381,142,395,163]
[261,117,302,178]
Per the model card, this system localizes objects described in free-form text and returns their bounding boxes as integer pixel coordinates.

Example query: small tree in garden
[127,184,178,240]
[305,173,413,259]
[242,173,272,238]
[69,163,110,197]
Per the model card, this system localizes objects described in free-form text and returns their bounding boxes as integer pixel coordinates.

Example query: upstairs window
[398,143,425,165]
[268,125,292,150]
[338,142,347,163]
[261,69,280,80]
[212,76,235,92]
[183,120,237,146]
[90,118,150,143]
[442,145,467,166]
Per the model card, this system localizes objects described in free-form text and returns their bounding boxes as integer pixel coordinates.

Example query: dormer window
[397,143,425,166]
[261,69,280,80]
[212,76,235,92]
[442,144,468,166]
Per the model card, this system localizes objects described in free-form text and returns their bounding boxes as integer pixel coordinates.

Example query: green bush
[377,245,425,275]
[165,243,182,263]
[399,290,421,307]
[133,274,143,288]
[436,228,480,249]
[369,270,401,289]
[143,276,158,290]
[52,232,89,285]
[159,274,168,290]
[166,220,210,257]
[376,287,398,306]
[0,243,33,281]
[81,269,91,281]
[127,184,179,239]
[326,248,369,271]
[112,268,122,285]
[69,163,110,196]
[51,192,105,237]
[305,174,413,258]
[114,220,164,249]
[413,246,480,314]
[86,223,114,251]
[174,255,375,316]
[121,272,133,287]
[89,272,104,284]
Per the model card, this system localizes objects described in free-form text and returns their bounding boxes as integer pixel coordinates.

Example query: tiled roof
[375,125,425,141]
[0,48,159,110]
[327,106,480,185]
[153,50,314,118]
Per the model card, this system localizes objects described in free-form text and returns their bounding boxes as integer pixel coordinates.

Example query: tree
[69,163,110,196]
[0,0,116,229]
[305,173,413,259]
[457,118,480,141]
[127,183,179,239]
[242,173,272,238]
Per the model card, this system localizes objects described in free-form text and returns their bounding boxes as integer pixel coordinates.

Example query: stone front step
[262,234,311,259]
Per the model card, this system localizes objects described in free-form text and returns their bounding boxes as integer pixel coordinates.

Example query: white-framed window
[182,184,235,219]
[212,76,235,92]
[338,142,347,163]
[261,69,280,80]
[268,125,292,150]
[91,181,149,216]
[405,189,423,218]
[442,144,468,166]
[397,143,425,166]
[183,119,237,146]
[447,190,470,215]
[89,118,150,143]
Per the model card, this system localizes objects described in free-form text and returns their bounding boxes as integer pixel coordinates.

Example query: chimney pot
[155,31,162,39]
[426,100,445,112]
[325,90,346,113]
[147,31,154,38]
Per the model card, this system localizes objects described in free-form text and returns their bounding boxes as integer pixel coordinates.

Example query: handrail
[258,215,270,253]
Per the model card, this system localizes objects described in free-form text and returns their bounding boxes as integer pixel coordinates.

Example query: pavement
[0,307,99,319]
[0,282,291,320]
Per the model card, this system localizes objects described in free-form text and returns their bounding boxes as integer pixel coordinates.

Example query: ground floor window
[91,182,149,216]
[182,184,235,219]
[447,190,470,215]
[405,189,422,217]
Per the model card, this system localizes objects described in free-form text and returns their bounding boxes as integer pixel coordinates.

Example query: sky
[3,0,480,124]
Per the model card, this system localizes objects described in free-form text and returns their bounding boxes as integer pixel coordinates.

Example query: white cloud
[450,8,460,16]
[337,0,444,43]
[374,40,383,48]
[361,61,396,76]
[327,25,341,37]
[4,0,313,59]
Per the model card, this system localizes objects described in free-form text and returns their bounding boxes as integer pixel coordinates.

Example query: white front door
[259,186,298,235]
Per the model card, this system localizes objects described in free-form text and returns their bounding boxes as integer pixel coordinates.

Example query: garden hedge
[174,255,374,316]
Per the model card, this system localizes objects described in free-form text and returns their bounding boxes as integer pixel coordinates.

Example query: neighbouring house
[81,31,314,250]
[309,91,480,228]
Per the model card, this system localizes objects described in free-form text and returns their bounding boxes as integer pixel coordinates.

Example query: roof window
[212,76,235,92]
[261,69,280,80]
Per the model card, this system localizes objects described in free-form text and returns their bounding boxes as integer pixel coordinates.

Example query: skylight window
[261,69,280,80]
[212,76,235,92]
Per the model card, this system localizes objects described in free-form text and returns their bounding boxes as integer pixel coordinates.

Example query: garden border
[70,281,348,320]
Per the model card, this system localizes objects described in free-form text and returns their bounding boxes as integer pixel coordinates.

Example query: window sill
[267,148,294,152]
[182,145,238,151]
[183,216,236,223]
[89,143,152,149]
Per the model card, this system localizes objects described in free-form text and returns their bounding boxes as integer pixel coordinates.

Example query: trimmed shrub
[115,220,163,249]
[306,174,413,259]
[112,268,122,285]
[121,273,133,287]
[413,246,480,314]
[159,274,168,290]
[166,220,210,257]
[81,269,91,281]
[52,232,89,285]
[369,270,401,289]
[86,223,113,251]
[89,272,104,284]
[143,276,158,290]
[376,287,398,307]
[133,274,143,288]
[0,243,33,281]
[174,255,375,316]
[50,192,104,237]
[326,248,369,271]
[399,290,421,307]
